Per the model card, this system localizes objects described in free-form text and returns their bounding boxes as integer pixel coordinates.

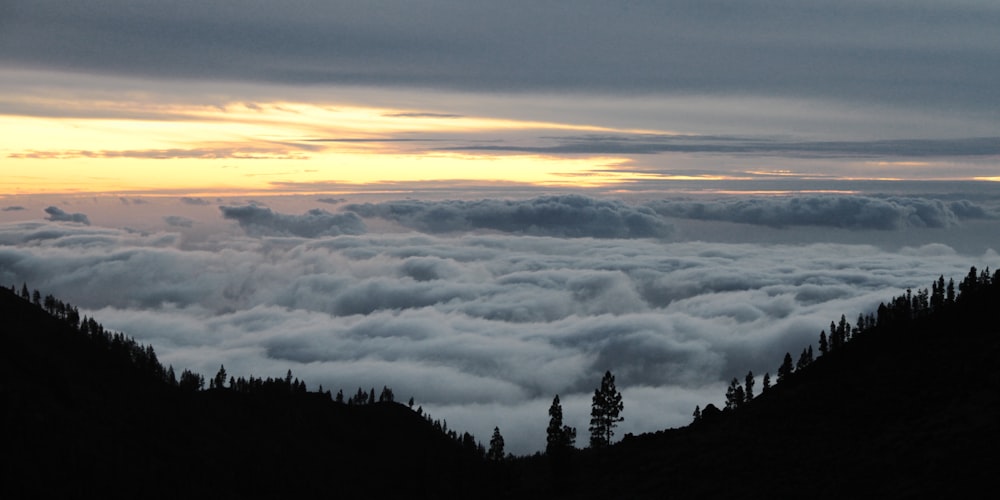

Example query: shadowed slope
[0,287,497,498]
[506,272,1000,498]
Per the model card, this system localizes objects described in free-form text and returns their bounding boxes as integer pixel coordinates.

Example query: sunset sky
[4,0,1000,196]
[3,1,1000,453]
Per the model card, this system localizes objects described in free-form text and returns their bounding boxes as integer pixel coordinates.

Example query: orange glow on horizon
[1,98,656,194]
[3,93,996,196]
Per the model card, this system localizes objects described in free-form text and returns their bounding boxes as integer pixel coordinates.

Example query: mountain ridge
[3,269,999,498]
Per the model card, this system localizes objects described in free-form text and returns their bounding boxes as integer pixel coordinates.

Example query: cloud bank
[2,211,996,454]
[648,196,995,230]
[341,194,995,235]
[345,195,673,238]
[220,205,366,237]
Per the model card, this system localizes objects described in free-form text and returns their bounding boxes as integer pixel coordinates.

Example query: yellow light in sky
[2,98,648,195]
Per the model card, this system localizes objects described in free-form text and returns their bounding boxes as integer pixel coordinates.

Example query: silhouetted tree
[212,364,227,390]
[589,371,623,449]
[931,276,945,309]
[796,347,813,370]
[166,365,177,386]
[777,352,794,383]
[818,330,829,355]
[692,405,701,423]
[546,395,576,454]
[351,387,367,405]
[179,369,204,392]
[960,266,979,296]
[20,282,29,300]
[838,314,850,344]
[488,427,505,461]
[762,372,771,392]
[725,377,744,410]
[744,371,755,401]
[379,386,394,403]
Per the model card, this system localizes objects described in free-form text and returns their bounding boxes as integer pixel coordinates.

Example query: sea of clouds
[2,193,998,454]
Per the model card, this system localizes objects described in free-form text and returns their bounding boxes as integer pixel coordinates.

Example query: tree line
[696,266,999,421]
[20,267,990,459]
[8,280,632,459]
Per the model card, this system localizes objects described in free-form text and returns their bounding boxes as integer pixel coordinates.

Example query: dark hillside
[4,271,999,499]
[506,272,1000,498]
[0,287,496,499]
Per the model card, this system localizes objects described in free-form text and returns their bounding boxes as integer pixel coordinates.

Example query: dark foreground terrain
[2,269,998,498]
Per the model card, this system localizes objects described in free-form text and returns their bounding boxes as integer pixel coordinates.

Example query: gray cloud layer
[3,213,997,453]
[163,215,194,228]
[648,196,995,230]
[342,194,995,235]
[345,195,673,239]
[220,205,366,237]
[3,1,999,115]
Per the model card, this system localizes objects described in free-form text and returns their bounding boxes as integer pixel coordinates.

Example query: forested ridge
[2,267,999,498]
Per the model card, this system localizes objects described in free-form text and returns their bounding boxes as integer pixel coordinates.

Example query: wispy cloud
[446,135,1000,159]
[381,112,464,119]
[180,197,214,206]
[10,147,310,161]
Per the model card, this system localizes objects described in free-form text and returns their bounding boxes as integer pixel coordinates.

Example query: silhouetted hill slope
[0,287,496,499]
[507,274,1000,499]
[5,273,999,499]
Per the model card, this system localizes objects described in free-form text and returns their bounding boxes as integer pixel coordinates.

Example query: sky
[2,1,1000,454]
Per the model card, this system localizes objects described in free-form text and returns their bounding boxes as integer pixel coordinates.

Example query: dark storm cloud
[3,206,25,212]
[448,135,1000,159]
[647,196,995,230]
[345,195,673,239]
[4,1,999,114]
[220,205,366,237]
[43,206,90,225]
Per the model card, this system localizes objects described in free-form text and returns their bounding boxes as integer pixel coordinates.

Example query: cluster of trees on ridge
[8,265,997,459]
[697,265,999,421]
[5,281,627,460]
